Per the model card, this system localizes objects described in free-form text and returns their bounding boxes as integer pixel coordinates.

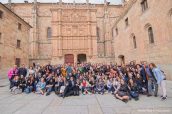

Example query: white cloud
[1,0,122,4]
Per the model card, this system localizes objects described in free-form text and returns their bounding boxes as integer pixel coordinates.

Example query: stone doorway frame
[77,54,87,64]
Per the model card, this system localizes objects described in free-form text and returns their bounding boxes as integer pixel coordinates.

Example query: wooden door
[64,54,74,64]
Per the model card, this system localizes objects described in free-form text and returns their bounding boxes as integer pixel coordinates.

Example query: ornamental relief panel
[61,10,88,22]
[61,24,88,36]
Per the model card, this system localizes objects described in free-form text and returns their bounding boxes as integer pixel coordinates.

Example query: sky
[1,0,122,5]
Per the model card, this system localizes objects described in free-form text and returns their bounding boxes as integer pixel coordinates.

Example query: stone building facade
[1,0,172,79]
[0,3,31,79]
[8,0,123,65]
[113,0,172,80]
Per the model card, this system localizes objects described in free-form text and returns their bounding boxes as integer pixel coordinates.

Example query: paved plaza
[0,79,172,114]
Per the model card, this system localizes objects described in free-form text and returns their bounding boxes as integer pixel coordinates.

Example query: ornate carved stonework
[51,4,97,63]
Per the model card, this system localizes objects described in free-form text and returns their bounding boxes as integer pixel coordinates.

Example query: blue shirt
[152,68,165,84]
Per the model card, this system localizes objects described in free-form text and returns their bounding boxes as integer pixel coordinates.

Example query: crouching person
[73,79,80,96]
[63,77,76,98]
[95,78,105,95]
[24,76,34,94]
[81,79,90,95]
[10,75,22,95]
[128,79,139,101]
[45,75,55,96]
[115,79,130,103]
[36,78,46,95]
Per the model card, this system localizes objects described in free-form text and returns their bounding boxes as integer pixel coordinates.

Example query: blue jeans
[107,86,112,92]
[46,87,53,94]
[24,86,33,94]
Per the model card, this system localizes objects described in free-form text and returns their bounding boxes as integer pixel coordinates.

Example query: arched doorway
[64,54,74,64]
[77,54,87,64]
[118,55,125,66]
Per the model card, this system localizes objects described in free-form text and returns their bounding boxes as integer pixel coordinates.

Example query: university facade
[0,0,172,79]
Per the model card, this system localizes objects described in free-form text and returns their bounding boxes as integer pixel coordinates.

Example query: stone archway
[118,55,125,66]
[77,54,87,64]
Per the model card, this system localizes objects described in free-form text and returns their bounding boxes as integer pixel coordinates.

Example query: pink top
[7,68,18,79]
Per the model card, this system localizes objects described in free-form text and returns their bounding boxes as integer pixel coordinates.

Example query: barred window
[15,58,21,67]
[133,36,137,48]
[141,0,148,12]
[148,27,154,44]
[125,17,129,27]
[0,10,3,19]
[97,27,100,41]
[17,40,21,48]
[47,27,52,39]
[18,23,22,30]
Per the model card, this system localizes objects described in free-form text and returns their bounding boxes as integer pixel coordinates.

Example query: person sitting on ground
[63,76,76,98]
[36,77,46,95]
[73,78,80,96]
[112,77,121,95]
[128,79,139,101]
[19,75,26,92]
[81,79,90,95]
[106,77,113,93]
[95,78,105,95]
[88,76,95,94]
[45,74,55,96]
[10,75,22,94]
[115,79,130,103]
[24,76,34,94]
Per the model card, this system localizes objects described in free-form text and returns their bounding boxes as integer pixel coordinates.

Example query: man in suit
[63,76,76,98]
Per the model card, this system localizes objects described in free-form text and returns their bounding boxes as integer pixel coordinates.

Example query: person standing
[18,64,28,78]
[143,62,157,97]
[8,65,18,89]
[149,63,167,100]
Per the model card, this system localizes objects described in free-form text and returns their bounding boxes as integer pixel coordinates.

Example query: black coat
[18,68,27,77]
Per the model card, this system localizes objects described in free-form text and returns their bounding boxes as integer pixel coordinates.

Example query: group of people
[7,61,167,103]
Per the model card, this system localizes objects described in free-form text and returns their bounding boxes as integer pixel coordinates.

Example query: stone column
[57,8,63,57]
[87,9,92,57]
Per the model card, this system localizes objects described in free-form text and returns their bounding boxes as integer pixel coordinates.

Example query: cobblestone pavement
[0,79,172,114]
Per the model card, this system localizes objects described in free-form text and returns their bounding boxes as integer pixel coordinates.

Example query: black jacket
[18,68,27,77]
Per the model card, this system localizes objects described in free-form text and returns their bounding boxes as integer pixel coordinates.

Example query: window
[97,27,100,40]
[141,0,148,12]
[18,23,22,30]
[0,33,2,43]
[125,18,129,27]
[112,28,114,38]
[116,28,118,36]
[17,40,21,48]
[0,10,3,19]
[148,27,154,44]
[0,56,1,69]
[15,58,21,67]
[47,27,51,39]
[133,36,137,48]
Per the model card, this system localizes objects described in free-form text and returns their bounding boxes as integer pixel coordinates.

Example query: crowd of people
[7,61,167,103]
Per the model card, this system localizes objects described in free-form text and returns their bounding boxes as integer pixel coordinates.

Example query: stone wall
[0,3,30,79]
[10,3,123,65]
[113,0,172,79]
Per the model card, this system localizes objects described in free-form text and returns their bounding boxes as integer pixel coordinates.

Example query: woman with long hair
[149,63,167,100]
